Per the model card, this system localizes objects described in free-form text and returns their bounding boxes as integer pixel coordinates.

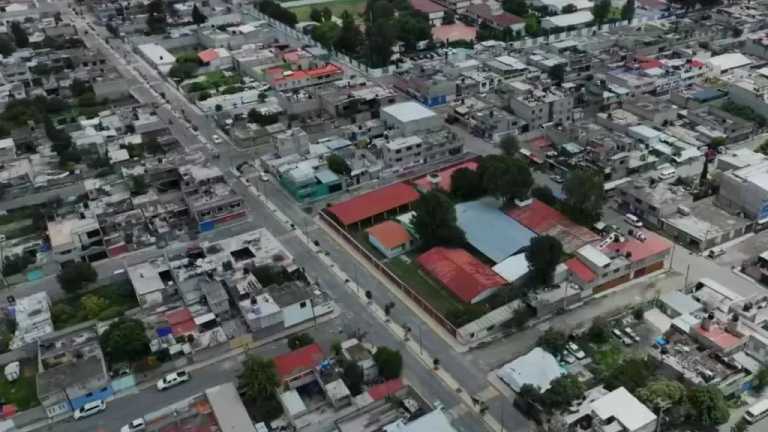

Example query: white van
[656,164,676,181]
[624,213,643,228]
[73,400,106,420]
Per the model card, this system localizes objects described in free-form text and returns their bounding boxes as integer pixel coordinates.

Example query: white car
[121,418,146,432]
[624,327,641,342]
[562,352,576,364]
[260,172,270,182]
[73,400,106,420]
[212,134,222,144]
[156,370,190,391]
[567,342,586,360]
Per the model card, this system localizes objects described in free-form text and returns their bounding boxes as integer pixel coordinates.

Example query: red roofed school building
[326,182,420,227]
[565,230,672,295]
[417,247,506,303]
[506,199,600,253]
[367,220,413,258]
[266,63,343,91]
[412,160,479,193]
[273,343,325,388]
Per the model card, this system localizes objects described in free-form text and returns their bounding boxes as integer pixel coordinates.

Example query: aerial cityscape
[0,0,766,431]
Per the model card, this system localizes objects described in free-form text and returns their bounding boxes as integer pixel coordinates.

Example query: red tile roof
[565,257,597,283]
[410,0,446,13]
[166,307,193,325]
[693,323,743,351]
[506,199,599,251]
[417,247,505,303]
[273,343,324,380]
[327,182,420,226]
[368,378,404,401]
[198,48,219,63]
[367,220,412,250]
[412,160,479,193]
[607,230,672,263]
[268,63,343,84]
[468,3,523,28]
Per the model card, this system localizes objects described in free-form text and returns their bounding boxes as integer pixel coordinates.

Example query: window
[299,301,307,308]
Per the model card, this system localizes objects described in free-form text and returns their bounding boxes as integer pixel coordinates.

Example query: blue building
[36,327,114,417]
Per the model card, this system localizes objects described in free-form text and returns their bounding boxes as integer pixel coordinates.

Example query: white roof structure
[206,382,258,432]
[383,409,457,432]
[0,137,14,150]
[492,253,529,283]
[137,43,176,68]
[497,347,565,392]
[578,244,611,268]
[590,387,657,432]
[542,11,593,28]
[706,53,752,73]
[280,389,308,417]
[381,102,437,123]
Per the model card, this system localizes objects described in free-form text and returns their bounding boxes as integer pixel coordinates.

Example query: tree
[687,385,730,427]
[310,7,324,22]
[287,333,314,350]
[500,135,519,156]
[531,185,557,206]
[526,235,563,285]
[169,62,199,80]
[636,379,687,411]
[592,0,611,27]
[342,362,364,395]
[562,170,604,225]
[238,355,284,421]
[2,254,35,277]
[732,418,750,432]
[621,0,635,21]
[538,329,567,356]
[756,139,768,156]
[412,190,465,248]
[70,78,93,98]
[503,0,529,16]
[131,176,149,195]
[753,367,768,392]
[586,317,610,344]
[81,294,109,320]
[373,346,403,379]
[321,6,333,21]
[365,1,398,67]
[603,357,656,392]
[443,10,455,25]
[100,318,150,364]
[541,374,584,411]
[478,155,533,203]
[312,21,341,48]
[0,35,15,57]
[548,63,566,84]
[10,22,28,48]
[326,153,351,176]
[192,4,207,25]
[335,11,363,55]
[451,168,485,201]
[146,0,168,34]
[258,0,298,27]
[561,3,578,13]
[710,136,727,149]
[524,14,540,36]
[57,262,98,292]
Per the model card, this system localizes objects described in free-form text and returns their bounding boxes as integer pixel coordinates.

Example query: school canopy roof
[326,183,420,226]
[455,198,536,263]
[417,247,505,303]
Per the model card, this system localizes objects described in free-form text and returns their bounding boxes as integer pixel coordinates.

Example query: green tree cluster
[287,333,314,350]
[146,0,168,34]
[526,235,563,285]
[412,190,465,248]
[373,346,403,379]
[326,153,351,176]
[100,318,150,365]
[562,170,605,225]
[259,0,298,27]
[57,261,97,293]
[477,154,533,203]
[238,355,284,421]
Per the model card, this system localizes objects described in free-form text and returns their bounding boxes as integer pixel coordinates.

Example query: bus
[744,399,768,424]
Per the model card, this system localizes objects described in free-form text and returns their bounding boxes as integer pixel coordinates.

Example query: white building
[137,43,176,74]
[496,347,565,392]
[10,292,53,350]
[0,137,16,162]
[47,217,105,264]
[703,52,752,77]
[542,11,594,29]
[381,102,442,136]
[507,82,575,129]
[589,387,657,432]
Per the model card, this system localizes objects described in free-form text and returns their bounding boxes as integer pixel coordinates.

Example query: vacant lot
[0,361,38,410]
[51,281,139,329]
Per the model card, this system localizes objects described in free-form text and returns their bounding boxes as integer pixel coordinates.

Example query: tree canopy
[146,0,168,34]
[621,0,635,21]
[312,21,341,48]
[562,170,605,225]
[100,318,150,364]
[687,385,730,427]
[326,153,351,176]
[334,11,363,54]
[561,3,578,13]
[412,190,465,248]
[478,155,533,203]
[258,0,298,27]
[451,167,485,201]
[238,355,284,421]
[192,4,208,25]
[287,333,314,350]
[10,22,28,48]
[57,262,97,292]
[537,328,568,356]
[531,185,557,206]
[526,235,563,285]
[373,346,403,379]
[540,374,584,411]
[592,0,611,26]
[500,135,519,156]
[603,357,656,392]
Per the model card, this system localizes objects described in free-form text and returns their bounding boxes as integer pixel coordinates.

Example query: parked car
[623,327,640,342]
[156,370,190,391]
[73,400,106,420]
[550,175,564,183]
[260,172,270,182]
[212,134,222,144]
[121,418,146,432]
[707,248,725,258]
[624,213,643,228]
[562,352,576,364]
[611,328,624,340]
[567,342,586,360]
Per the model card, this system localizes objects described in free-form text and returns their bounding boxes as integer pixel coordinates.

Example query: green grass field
[386,255,465,316]
[0,362,38,410]
[288,0,366,22]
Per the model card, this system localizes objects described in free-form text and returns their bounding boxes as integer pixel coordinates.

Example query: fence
[318,211,459,338]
